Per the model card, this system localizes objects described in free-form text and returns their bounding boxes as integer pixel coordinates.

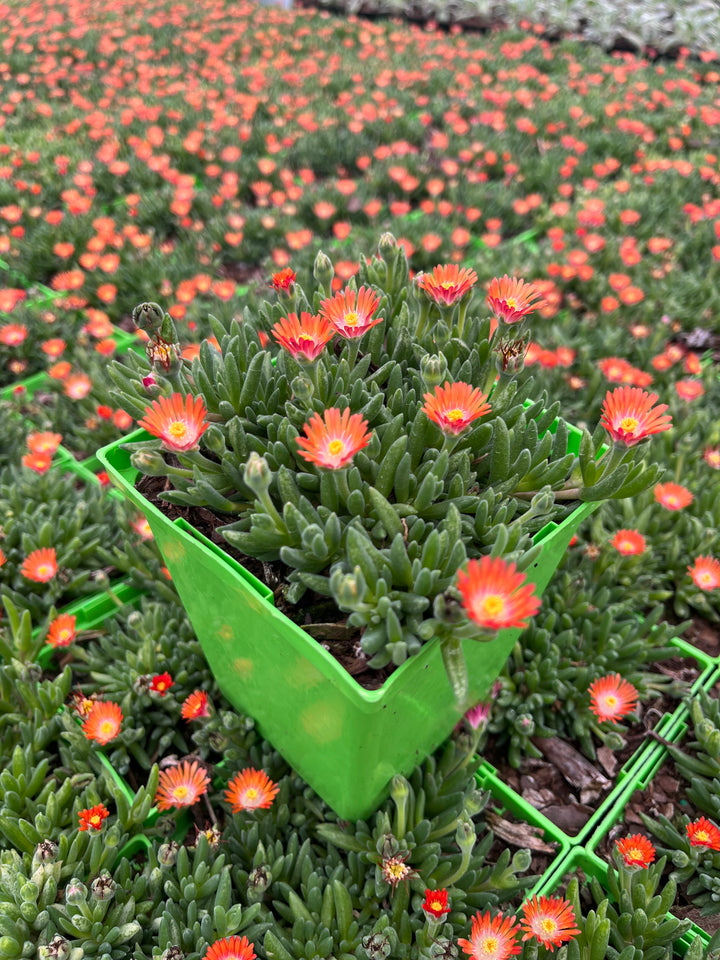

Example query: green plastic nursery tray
[99,423,599,820]
[537,847,710,955]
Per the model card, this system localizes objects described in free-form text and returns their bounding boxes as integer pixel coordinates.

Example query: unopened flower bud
[378,232,398,261]
[131,449,169,476]
[291,375,314,404]
[420,353,448,391]
[38,935,71,960]
[64,879,87,904]
[203,425,227,456]
[672,850,690,868]
[126,611,143,629]
[512,848,533,872]
[313,250,334,291]
[90,873,116,902]
[158,840,180,867]
[161,947,185,960]
[514,714,535,737]
[379,833,398,859]
[603,731,626,751]
[362,934,392,960]
[243,452,272,496]
[142,373,157,389]
[334,572,366,608]
[133,301,165,335]
[34,840,59,865]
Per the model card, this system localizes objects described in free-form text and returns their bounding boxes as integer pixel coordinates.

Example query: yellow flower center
[90,815,102,827]
[627,846,643,861]
[100,720,115,735]
[540,919,558,935]
[440,281,456,290]
[298,334,314,343]
[173,785,189,800]
[505,297,517,309]
[430,899,444,912]
[344,311,359,326]
[245,787,258,800]
[60,629,71,641]
[605,694,618,708]
[700,572,713,585]
[37,565,52,578]
[481,595,505,617]
[446,408,465,421]
[387,862,407,878]
[168,421,188,438]
[619,416,639,433]
[328,439,345,456]
[697,830,710,842]
[481,937,498,955]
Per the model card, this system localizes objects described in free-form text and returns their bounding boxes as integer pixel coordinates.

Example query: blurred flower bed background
[1,0,720,956]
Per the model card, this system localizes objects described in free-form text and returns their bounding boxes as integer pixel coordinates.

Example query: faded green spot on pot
[285,654,326,690]
[300,700,344,744]
[233,657,253,678]
[163,541,186,563]
[218,624,234,641]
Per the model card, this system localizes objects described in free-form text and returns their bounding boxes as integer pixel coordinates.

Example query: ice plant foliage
[458,911,521,960]
[224,768,279,812]
[600,387,672,447]
[520,896,580,952]
[588,674,639,724]
[296,408,372,470]
[686,817,720,850]
[81,701,123,745]
[616,834,656,868]
[457,557,541,632]
[486,276,544,325]
[138,393,209,451]
[155,760,211,811]
[271,312,335,363]
[423,382,491,436]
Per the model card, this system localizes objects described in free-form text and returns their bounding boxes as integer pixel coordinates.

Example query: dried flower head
[225,767,279,812]
[520,896,580,952]
[138,393,209,452]
[422,381,491,436]
[588,673,638,724]
[457,557,541,631]
[616,834,655,868]
[296,407,372,470]
[486,275,543,324]
[155,760,211,811]
[600,387,672,446]
[457,911,521,960]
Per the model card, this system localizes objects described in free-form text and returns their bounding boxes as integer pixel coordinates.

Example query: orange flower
[486,275,543,324]
[20,547,58,583]
[0,323,28,346]
[296,408,371,470]
[47,614,77,648]
[457,557,541,632]
[155,760,210,811]
[616,834,655,868]
[688,556,720,591]
[687,817,720,850]
[588,673,638,723]
[675,379,705,401]
[271,312,335,363]
[181,689,210,720]
[22,452,53,474]
[271,267,296,291]
[78,803,109,831]
[423,381,491,436]
[458,911,521,960]
[600,387,672,447]
[150,672,174,696]
[654,482,693,510]
[418,264,478,307]
[26,431,62,455]
[520,896,580,952]
[610,529,646,555]
[41,338,66,357]
[81,701,123,745]
[205,936,256,960]
[64,373,93,399]
[422,889,451,919]
[225,768,279,812]
[0,548,5,567]
[138,393,209,452]
[704,446,720,469]
[598,357,632,383]
[319,286,382,339]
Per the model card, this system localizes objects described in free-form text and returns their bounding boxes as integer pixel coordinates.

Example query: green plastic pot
[98,426,599,820]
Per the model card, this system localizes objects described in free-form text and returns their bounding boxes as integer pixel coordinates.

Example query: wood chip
[485,812,558,854]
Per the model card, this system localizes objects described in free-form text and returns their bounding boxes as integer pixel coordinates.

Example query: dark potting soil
[483,652,703,837]
[137,473,394,690]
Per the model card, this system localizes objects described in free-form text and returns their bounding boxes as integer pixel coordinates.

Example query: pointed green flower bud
[130,449,170,476]
[313,250,334,291]
[291,375,314,404]
[244,452,272,496]
[203,425,227,456]
[420,353,449,391]
[158,841,180,867]
[378,232,398,261]
[64,879,87,904]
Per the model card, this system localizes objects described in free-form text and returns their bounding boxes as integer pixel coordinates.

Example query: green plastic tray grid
[534,846,711,953]
[0,370,50,404]
[476,760,572,893]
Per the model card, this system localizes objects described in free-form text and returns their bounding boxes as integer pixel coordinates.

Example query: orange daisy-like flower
[225,767,279,812]
[0,548,6,567]
[688,556,720,591]
[181,689,211,720]
[422,888,451,919]
[423,381,491,436]
[271,311,335,363]
[150,672,174,696]
[20,547,58,583]
[22,452,53,474]
[588,673,638,724]
[610,529,646,556]
[417,264,478,307]
[296,407,372,470]
[600,387,672,447]
[520,896,580,952]
[26,431,63,455]
[81,701,123,745]
[704,446,720,470]
[138,393,209,452]
[0,323,28,346]
[47,614,77,648]
[675,379,705,401]
[654,482,693,511]
[318,285,383,339]
[457,557,541,632]
[687,817,720,850]
[271,267,296,291]
[486,275,543,325]
[616,834,655,868]
[64,372,93,399]
[458,910,521,960]
[155,760,211,811]
[78,803,109,831]
[205,935,257,960]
